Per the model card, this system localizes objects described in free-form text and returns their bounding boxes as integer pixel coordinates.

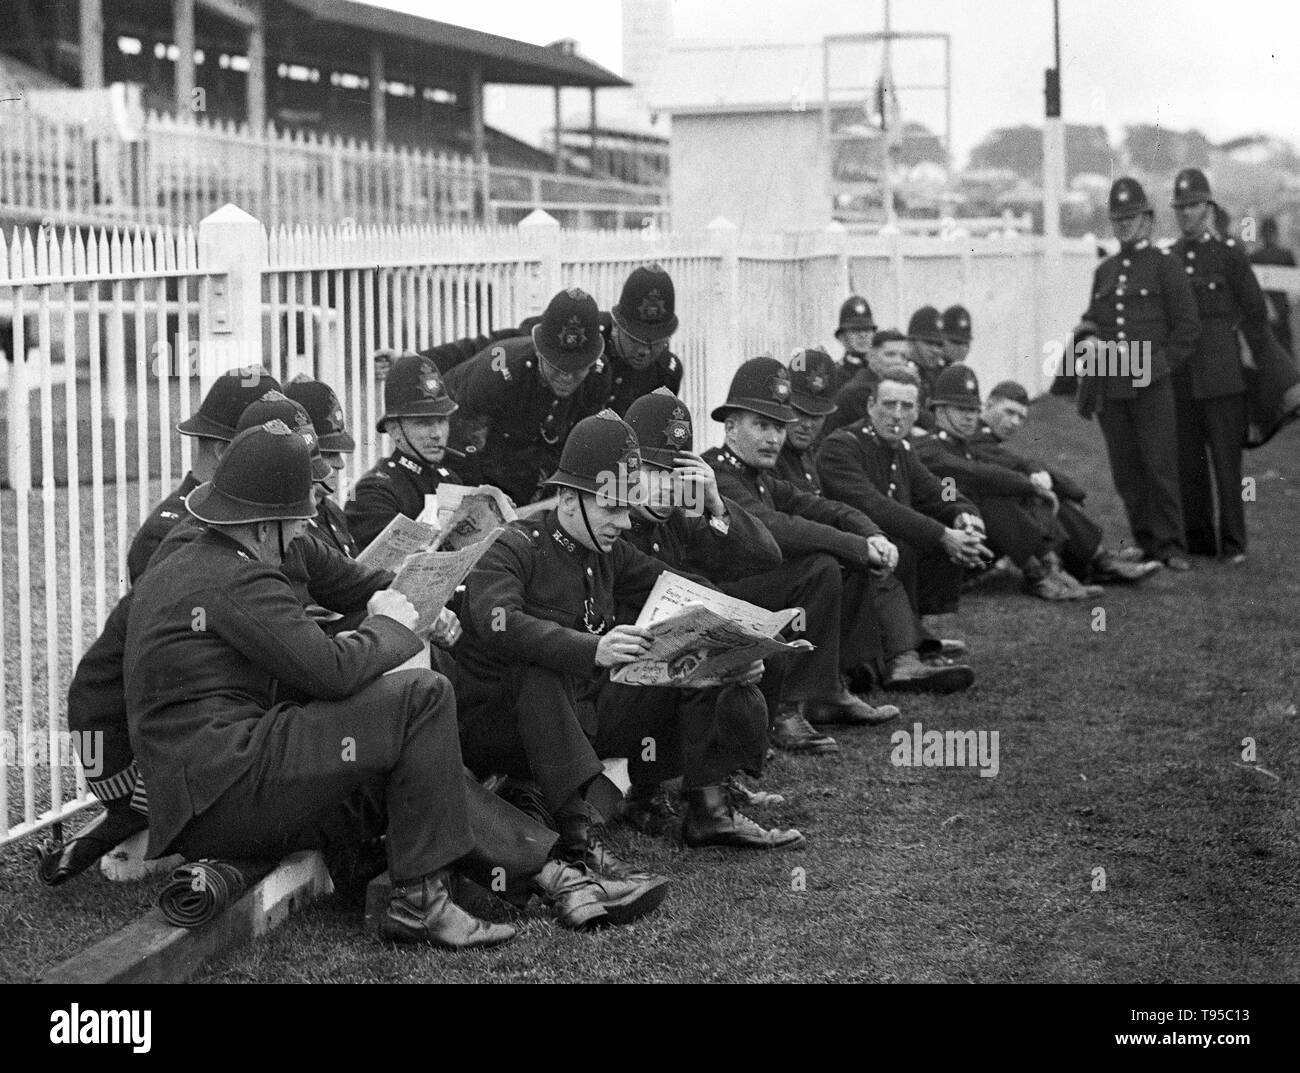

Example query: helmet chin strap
[577,494,604,550]
[277,520,289,561]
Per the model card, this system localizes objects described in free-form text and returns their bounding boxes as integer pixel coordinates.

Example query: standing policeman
[1169,168,1271,562]
[941,305,973,366]
[344,354,461,551]
[1074,177,1200,570]
[603,264,683,416]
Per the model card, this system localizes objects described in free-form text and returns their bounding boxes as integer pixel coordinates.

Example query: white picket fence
[9,204,1294,847]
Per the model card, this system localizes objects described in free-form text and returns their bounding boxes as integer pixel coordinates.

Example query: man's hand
[426,607,462,649]
[866,533,899,572]
[595,625,655,668]
[940,526,992,567]
[673,451,724,517]
[1030,470,1053,492]
[717,659,764,687]
[367,589,419,633]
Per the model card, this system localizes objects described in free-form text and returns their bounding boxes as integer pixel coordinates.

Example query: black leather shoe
[682,786,805,850]
[1090,550,1162,583]
[382,870,516,949]
[33,806,149,887]
[771,705,839,753]
[806,686,899,725]
[622,784,679,836]
[557,813,655,881]
[1161,554,1193,572]
[883,651,975,694]
[530,859,670,929]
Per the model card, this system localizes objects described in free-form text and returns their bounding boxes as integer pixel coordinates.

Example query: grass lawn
[1,393,1297,983]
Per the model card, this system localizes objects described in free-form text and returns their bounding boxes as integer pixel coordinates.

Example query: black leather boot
[381,869,516,949]
[556,811,655,881]
[622,782,679,836]
[681,786,806,850]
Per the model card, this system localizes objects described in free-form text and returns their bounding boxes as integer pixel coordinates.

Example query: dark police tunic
[344,450,459,552]
[1169,231,1271,556]
[125,471,200,583]
[311,496,358,559]
[817,420,974,617]
[831,351,870,395]
[124,528,431,862]
[824,368,880,437]
[68,520,394,820]
[442,335,611,507]
[454,511,667,813]
[702,445,890,695]
[1077,238,1200,558]
[914,427,1057,567]
[965,423,1101,575]
[601,323,684,417]
[774,443,823,495]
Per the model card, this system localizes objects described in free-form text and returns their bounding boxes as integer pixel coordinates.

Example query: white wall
[669,111,829,234]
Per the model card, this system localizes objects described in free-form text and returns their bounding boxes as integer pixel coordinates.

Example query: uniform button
[1141,288,1149,296]
[1208,282,1217,289]
[586,567,593,576]
[1117,331,1127,339]
[1187,250,1195,259]
[1186,266,1194,274]
[1118,274,1128,283]
[1122,259,1131,267]
[652,543,660,552]
[888,483,896,493]
[1116,303,1124,311]
[615,377,623,385]
[1116,288,1125,296]
[1116,317,1125,325]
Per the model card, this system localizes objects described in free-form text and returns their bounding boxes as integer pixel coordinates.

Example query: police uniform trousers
[1173,369,1246,556]
[721,555,904,700]
[1056,498,1104,580]
[170,669,554,888]
[1095,378,1186,558]
[895,542,966,618]
[968,494,1059,567]
[457,664,764,813]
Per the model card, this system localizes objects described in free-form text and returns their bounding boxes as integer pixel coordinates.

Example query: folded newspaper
[610,572,814,688]
[389,529,505,635]
[355,513,442,573]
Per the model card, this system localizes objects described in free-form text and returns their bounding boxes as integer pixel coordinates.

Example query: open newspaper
[610,572,814,688]
[389,528,505,635]
[354,514,442,573]
[434,484,517,550]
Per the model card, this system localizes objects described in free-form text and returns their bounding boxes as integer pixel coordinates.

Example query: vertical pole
[469,62,486,163]
[370,44,387,147]
[173,0,196,117]
[881,0,897,230]
[588,87,599,177]
[79,0,104,89]
[706,216,740,449]
[553,85,563,175]
[247,0,267,132]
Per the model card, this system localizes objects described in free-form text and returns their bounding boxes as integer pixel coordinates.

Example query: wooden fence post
[706,215,740,446]
[519,209,560,313]
[197,204,265,393]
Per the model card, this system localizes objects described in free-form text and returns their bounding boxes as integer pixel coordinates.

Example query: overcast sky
[359,0,1300,166]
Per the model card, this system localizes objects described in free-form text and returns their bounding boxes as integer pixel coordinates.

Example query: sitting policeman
[620,388,804,847]
[915,365,1101,601]
[125,421,667,946]
[345,354,461,551]
[816,368,990,654]
[126,366,280,582]
[975,380,1160,585]
[285,375,360,558]
[453,412,678,882]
